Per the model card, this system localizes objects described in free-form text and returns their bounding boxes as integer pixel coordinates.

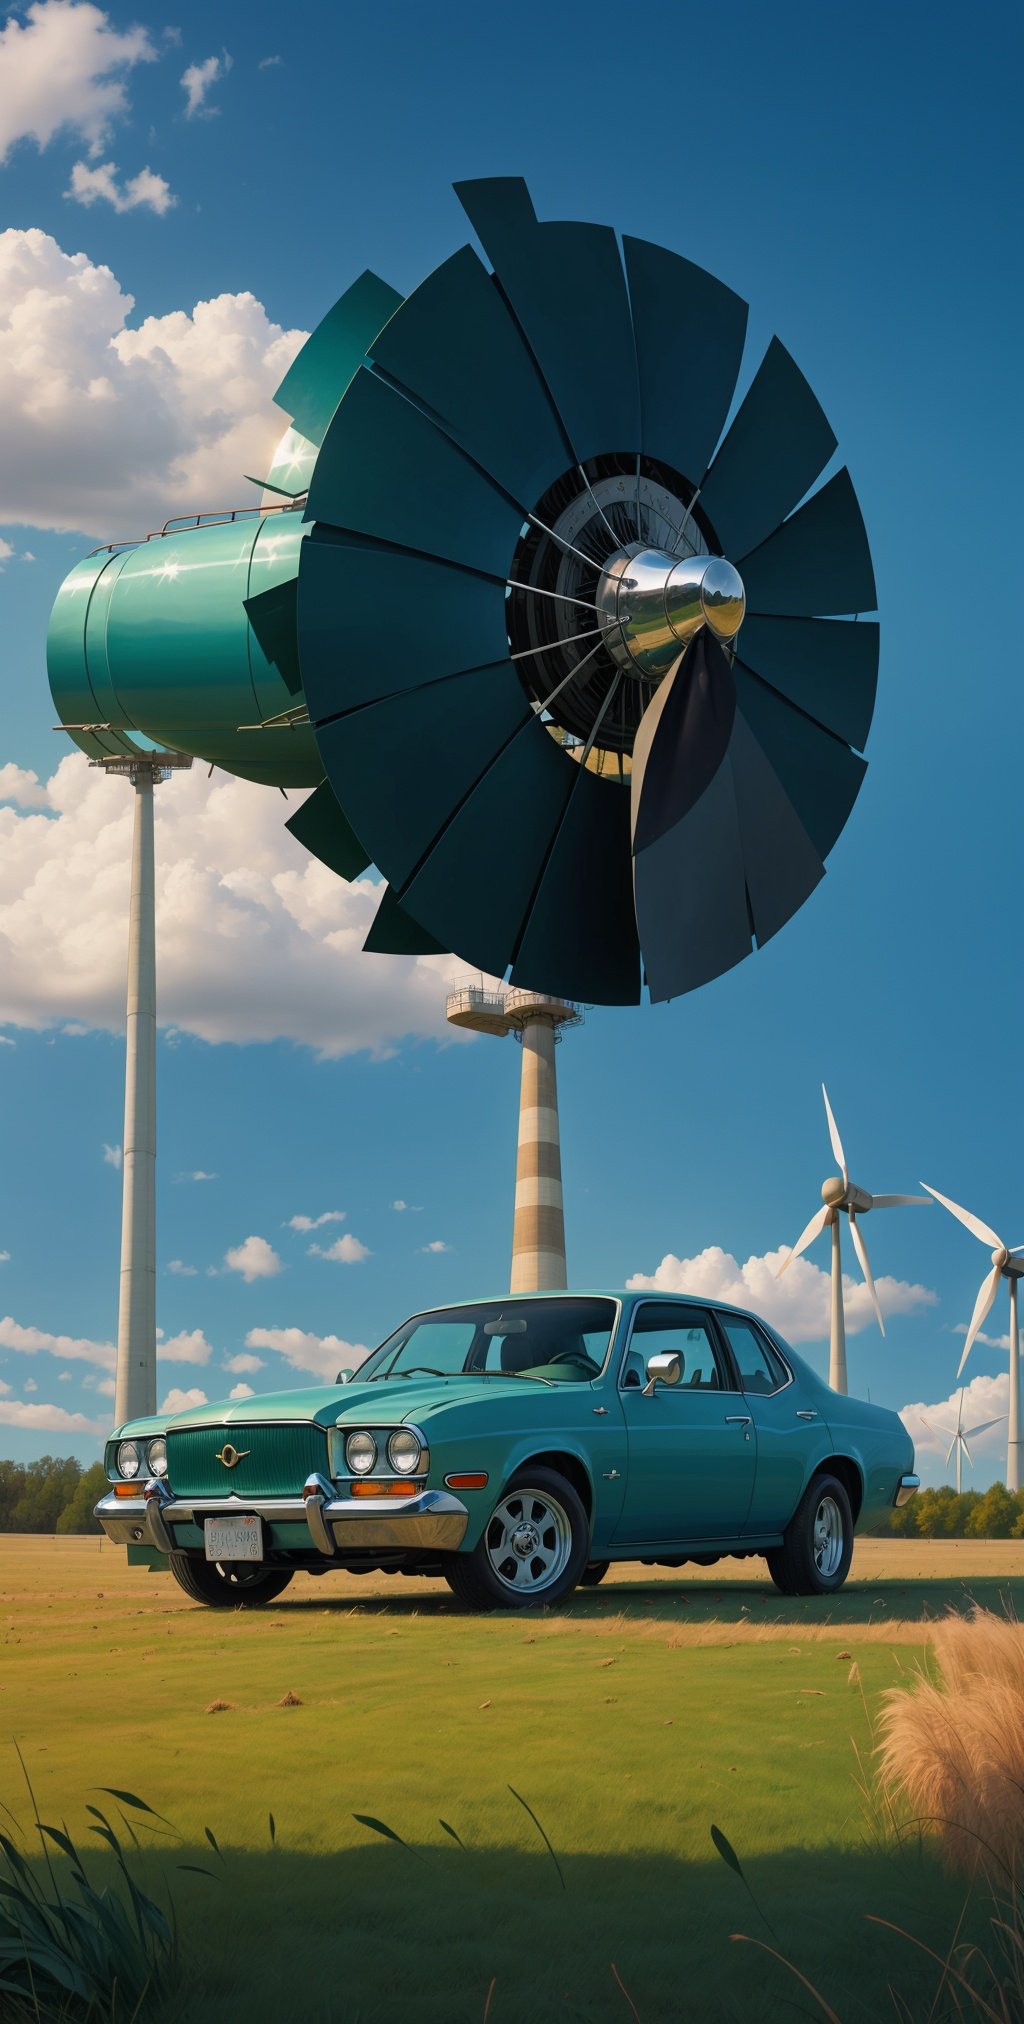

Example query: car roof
[409,1290,768,1324]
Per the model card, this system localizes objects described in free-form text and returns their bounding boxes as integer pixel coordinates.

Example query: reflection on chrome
[596,547,745,681]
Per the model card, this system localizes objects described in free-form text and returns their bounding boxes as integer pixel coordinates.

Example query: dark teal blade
[455,177,639,463]
[297,528,510,723]
[733,664,867,861]
[244,579,301,697]
[363,886,448,957]
[285,779,370,880]
[738,469,877,616]
[369,244,568,509]
[274,271,403,446]
[313,663,532,892]
[632,633,736,854]
[398,721,576,979]
[623,237,748,488]
[736,615,878,750]
[305,366,523,579]
[635,760,752,1002]
[511,767,641,1004]
[728,710,825,946]
[699,338,837,562]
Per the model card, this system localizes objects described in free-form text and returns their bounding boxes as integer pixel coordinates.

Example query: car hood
[117,1374,561,1439]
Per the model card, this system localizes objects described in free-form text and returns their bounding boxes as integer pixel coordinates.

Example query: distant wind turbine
[920,1388,1005,1495]
[920,1183,1023,1493]
[777,1086,930,1394]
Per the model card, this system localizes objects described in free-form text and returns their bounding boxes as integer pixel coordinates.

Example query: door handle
[724,1415,752,1426]
[795,1410,819,1421]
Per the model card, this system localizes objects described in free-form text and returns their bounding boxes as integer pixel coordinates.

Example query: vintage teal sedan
[95,1293,918,1610]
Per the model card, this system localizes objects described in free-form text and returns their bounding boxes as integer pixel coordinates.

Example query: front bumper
[95,1474,469,1558]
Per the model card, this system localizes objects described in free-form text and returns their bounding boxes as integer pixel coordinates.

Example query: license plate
[205,1515,263,1562]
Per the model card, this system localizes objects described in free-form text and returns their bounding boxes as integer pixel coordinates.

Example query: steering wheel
[546,1349,602,1376]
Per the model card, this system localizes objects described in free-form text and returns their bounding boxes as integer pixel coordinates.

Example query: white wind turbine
[920,1183,1023,1493]
[920,1388,1005,1496]
[777,1085,931,1394]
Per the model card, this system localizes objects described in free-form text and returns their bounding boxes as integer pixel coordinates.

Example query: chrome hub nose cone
[596,546,745,681]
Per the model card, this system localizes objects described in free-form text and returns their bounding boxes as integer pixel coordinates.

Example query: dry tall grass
[878,1606,1024,1879]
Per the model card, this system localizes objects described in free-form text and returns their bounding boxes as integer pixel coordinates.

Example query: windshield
[357,1298,618,1385]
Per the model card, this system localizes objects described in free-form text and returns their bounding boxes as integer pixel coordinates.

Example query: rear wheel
[766,1473,853,1596]
[444,1466,590,1612]
[169,1554,294,1608]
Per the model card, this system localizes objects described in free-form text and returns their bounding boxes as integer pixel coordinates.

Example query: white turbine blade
[920,1183,1002,1250]
[960,1438,974,1469]
[776,1204,829,1278]
[956,1263,1002,1374]
[822,1084,848,1182]
[963,1416,1005,1440]
[849,1211,885,1336]
[871,1194,933,1208]
[921,1417,954,1438]
[945,1435,958,1467]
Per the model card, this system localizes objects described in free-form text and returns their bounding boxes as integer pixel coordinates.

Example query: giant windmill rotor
[777,1086,930,1393]
[920,1389,1005,1496]
[48,176,879,1006]
[294,178,879,1004]
[921,1183,1024,1492]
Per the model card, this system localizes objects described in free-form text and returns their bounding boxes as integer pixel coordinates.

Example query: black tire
[443,1466,590,1612]
[578,1561,610,1588]
[766,1472,854,1596]
[169,1553,294,1608]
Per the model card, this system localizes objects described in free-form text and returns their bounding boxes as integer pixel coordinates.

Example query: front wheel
[766,1473,853,1596]
[443,1466,590,1612]
[169,1554,294,1608]
[578,1561,610,1589]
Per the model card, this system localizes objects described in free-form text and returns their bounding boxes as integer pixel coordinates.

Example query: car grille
[165,1423,328,1499]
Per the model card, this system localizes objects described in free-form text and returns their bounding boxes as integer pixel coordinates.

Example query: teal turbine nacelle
[47,179,878,1001]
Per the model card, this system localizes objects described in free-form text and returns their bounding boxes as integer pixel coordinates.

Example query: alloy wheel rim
[812,1495,844,1579]
[485,1489,573,1595]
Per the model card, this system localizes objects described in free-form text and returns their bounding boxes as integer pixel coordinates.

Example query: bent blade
[274,271,403,447]
[739,469,877,618]
[777,1204,829,1277]
[698,337,838,564]
[822,1084,848,1181]
[957,1264,1002,1374]
[623,235,748,488]
[920,1183,1002,1251]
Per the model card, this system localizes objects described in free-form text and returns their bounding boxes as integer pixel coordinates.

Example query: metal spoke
[510,626,609,663]
[505,580,600,613]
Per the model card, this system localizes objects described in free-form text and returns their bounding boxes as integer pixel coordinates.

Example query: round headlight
[117,1440,141,1480]
[345,1430,377,1476]
[387,1429,423,1476]
[147,1437,168,1478]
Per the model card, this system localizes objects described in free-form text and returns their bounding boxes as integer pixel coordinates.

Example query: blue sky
[0,0,1021,1485]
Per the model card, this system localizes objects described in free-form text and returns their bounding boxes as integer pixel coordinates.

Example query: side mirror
[643,1351,682,1397]
[335,1368,354,1385]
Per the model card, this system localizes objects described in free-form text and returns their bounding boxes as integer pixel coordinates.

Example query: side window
[622,1305,725,1391]
[717,1316,789,1395]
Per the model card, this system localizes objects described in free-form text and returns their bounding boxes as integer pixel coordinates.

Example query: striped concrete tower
[445,984,582,1293]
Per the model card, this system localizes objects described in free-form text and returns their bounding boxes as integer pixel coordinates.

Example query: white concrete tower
[95,753,192,1425]
[445,984,582,1293]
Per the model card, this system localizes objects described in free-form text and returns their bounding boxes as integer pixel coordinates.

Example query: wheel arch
[813,1453,864,1524]
[501,1446,595,1517]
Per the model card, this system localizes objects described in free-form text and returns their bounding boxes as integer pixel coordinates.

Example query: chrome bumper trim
[894,1473,920,1507]
[95,1479,470,1557]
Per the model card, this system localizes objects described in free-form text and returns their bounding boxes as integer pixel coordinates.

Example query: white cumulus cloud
[0,756,482,1055]
[166,1259,197,1276]
[0,1398,105,1434]
[181,50,230,117]
[419,1239,451,1254]
[0,1251,9,1264]
[286,1211,346,1232]
[225,1235,282,1282]
[0,764,49,808]
[66,159,174,214]
[0,228,306,535]
[224,1352,263,1374]
[102,1142,122,1169]
[176,1171,217,1183]
[160,1329,212,1365]
[625,1244,938,1344]
[160,1386,207,1413]
[309,1234,370,1264]
[0,1,156,163]
[228,1381,254,1400]
[0,1314,113,1367]
[245,1326,367,1382]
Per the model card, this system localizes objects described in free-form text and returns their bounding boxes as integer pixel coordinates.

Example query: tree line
[2,1456,1024,1540]
[0,1456,108,1533]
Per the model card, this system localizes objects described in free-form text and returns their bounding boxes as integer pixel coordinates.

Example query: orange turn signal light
[349,1479,414,1499]
[113,1482,141,1498]
[444,1472,489,1491]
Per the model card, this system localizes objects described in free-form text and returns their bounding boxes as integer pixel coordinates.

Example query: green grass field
[3,1537,1022,2023]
